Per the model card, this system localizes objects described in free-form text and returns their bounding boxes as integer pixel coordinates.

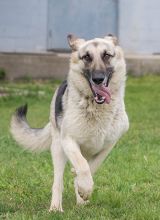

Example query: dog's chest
[64,100,119,157]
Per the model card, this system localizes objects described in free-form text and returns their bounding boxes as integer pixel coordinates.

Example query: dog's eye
[102,51,111,61]
[82,53,92,62]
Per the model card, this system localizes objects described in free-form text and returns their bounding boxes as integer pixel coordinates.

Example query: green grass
[0,76,160,220]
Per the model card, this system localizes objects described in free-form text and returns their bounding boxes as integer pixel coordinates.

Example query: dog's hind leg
[49,130,67,212]
[89,144,115,175]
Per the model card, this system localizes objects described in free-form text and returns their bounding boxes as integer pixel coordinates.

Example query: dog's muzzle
[87,67,113,104]
[91,71,106,85]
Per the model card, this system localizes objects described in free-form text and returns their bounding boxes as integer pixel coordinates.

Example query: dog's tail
[10,104,51,152]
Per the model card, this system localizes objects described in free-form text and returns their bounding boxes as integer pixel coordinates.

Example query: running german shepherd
[11,34,129,212]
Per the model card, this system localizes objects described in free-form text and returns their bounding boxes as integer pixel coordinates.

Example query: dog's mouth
[84,67,113,104]
[91,83,111,104]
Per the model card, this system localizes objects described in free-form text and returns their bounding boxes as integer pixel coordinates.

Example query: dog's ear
[67,34,85,51]
[104,34,118,46]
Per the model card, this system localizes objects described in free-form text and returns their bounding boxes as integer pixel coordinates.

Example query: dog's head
[67,34,126,104]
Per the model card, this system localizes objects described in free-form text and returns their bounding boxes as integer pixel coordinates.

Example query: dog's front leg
[71,145,114,204]
[49,131,67,212]
[61,136,94,201]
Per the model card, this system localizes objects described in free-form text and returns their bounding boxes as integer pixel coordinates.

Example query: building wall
[0,0,48,52]
[47,0,118,50]
[0,0,159,54]
[119,0,160,54]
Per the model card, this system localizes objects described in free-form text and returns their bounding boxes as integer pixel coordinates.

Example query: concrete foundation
[126,54,160,76]
[0,52,159,80]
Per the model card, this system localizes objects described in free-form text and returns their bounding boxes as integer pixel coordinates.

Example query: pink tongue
[92,84,111,104]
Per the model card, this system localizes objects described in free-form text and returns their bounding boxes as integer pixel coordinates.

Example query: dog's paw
[76,171,94,201]
[49,202,63,213]
[77,196,89,205]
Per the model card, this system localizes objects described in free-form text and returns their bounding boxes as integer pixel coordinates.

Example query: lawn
[0,76,160,220]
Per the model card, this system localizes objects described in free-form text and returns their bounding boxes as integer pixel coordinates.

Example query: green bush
[0,68,6,80]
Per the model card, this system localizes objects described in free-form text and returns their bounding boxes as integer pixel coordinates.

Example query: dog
[10,34,129,212]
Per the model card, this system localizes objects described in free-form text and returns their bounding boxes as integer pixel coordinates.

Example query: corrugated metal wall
[0,0,48,52]
[119,0,160,54]
[0,0,159,54]
[47,0,118,50]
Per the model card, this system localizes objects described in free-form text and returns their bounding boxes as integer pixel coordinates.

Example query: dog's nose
[92,72,105,85]
[92,77,104,85]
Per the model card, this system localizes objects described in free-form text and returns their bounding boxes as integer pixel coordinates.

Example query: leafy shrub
[0,68,6,80]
